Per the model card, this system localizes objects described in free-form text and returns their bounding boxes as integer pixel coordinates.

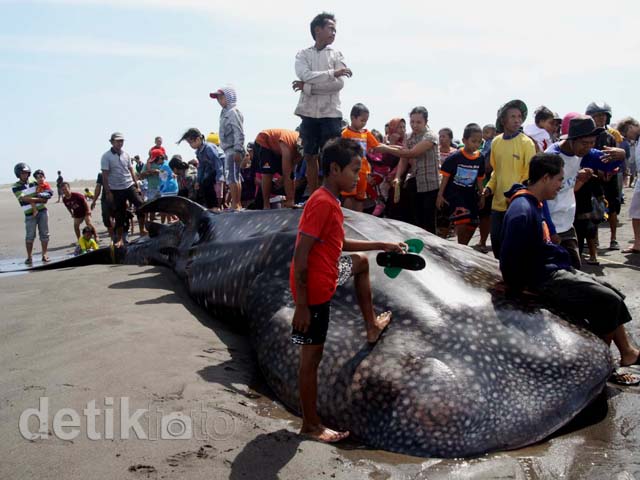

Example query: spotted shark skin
[124,197,612,457]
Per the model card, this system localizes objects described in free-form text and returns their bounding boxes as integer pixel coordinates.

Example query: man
[292,12,351,195]
[585,102,625,250]
[12,163,52,264]
[482,99,536,257]
[91,171,114,241]
[544,115,605,269]
[253,129,302,209]
[501,153,639,383]
[100,132,146,247]
[55,170,64,203]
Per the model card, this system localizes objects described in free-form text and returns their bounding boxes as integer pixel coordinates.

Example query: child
[290,137,406,443]
[30,170,53,213]
[84,188,95,200]
[178,127,225,210]
[210,86,245,210]
[437,123,486,245]
[76,226,99,254]
[340,103,398,212]
[438,128,457,165]
[524,106,555,152]
[61,182,98,241]
[149,136,166,157]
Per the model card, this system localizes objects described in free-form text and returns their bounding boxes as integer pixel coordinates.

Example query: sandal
[25,257,33,265]
[42,255,50,263]
[610,370,640,386]
[585,258,600,265]
[622,247,640,254]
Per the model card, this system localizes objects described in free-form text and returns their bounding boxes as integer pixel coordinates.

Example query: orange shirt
[290,187,344,305]
[341,127,380,174]
[255,129,300,161]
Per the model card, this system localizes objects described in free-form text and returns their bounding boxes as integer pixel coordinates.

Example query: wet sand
[1,182,639,479]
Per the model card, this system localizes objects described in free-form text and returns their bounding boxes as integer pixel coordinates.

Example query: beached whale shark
[26,196,613,457]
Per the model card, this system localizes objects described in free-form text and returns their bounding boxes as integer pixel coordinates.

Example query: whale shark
[21,196,613,458]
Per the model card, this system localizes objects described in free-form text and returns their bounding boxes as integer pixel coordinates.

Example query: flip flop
[42,255,50,263]
[377,238,425,279]
[24,258,33,265]
[622,247,640,254]
[610,369,640,386]
[376,252,426,274]
[585,258,600,265]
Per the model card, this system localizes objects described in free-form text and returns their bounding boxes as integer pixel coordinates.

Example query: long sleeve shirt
[294,45,346,119]
[219,107,245,154]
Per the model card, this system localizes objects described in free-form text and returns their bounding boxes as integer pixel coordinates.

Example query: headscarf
[387,118,406,145]
[220,86,237,109]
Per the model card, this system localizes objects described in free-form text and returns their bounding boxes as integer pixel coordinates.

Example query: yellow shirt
[486,133,536,212]
[78,237,99,252]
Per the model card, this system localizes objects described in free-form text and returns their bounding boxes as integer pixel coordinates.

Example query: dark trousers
[112,185,143,230]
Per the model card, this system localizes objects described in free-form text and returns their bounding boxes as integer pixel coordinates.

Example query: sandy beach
[1,181,640,479]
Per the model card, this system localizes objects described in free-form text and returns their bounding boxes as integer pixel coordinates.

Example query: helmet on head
[33,169,45,178]
[14,163,31,178]
[585,101,612,123]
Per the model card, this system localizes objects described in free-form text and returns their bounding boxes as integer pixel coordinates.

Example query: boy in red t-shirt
[290,137,406,443]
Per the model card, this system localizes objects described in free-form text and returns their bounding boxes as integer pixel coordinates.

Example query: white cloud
[0,34,194,59]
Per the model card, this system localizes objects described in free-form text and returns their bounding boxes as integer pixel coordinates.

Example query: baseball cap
[209,89,224,99]
[110,132,125,141]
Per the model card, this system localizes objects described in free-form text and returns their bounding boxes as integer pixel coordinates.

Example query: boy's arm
[436,175,450,210]
[291,235,315,333]
[343,239,406,253]
[295,50,346,84]
[484,147,497,195]
[230,111,245,155]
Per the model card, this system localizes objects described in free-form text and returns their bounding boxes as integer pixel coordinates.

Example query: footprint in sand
[127,464,157,478]
[166,445,215,467]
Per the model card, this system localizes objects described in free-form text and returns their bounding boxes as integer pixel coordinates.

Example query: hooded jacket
[500,184,571,291]
[218,86,245,153]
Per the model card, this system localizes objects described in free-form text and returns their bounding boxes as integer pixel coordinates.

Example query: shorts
[101,199,114,228]
[225,149,242,184]
[534,268,631,337]
[299,116,342,156]
[254,143,283,175]
[290,255,353,346]
[25,209,49,242]
[112,185,143,230]
[574,217,597,241]
[629,189,640,220]
[479,194,493,217]
[602,178,621,215]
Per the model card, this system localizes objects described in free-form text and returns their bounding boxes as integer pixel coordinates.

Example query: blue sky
[1,0,639,184]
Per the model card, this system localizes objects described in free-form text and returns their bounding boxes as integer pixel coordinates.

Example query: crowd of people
[10,11,640,444]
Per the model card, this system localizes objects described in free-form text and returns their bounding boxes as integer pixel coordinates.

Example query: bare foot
[620,349,640,367]
[300,425,349,443]
[114,240,124,248]
[367,311,392,343]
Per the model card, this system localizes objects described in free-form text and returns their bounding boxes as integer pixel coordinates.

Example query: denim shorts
[25,209,50,242]
[225,149,242,184]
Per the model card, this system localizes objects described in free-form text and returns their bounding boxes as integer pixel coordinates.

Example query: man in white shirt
[292,12,352,195]
[545,116,604,268]
[617,117,640,254]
